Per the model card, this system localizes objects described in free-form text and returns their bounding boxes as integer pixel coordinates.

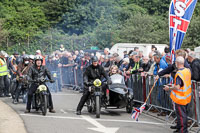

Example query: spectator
[164,46,170,54]
[36,50,45,66]
[126,52,142,74]
[156,49,191,80]
[141,56,151,72]
[139,51,143,59]
[134,47,139,52]
[99,55,105,66]
[126,51,135,70]
[59,44,65,52]
[104,48,110,56]
[115,56,123,68]
[123,51,128,58]
[119,58,129,72]
[153,51,168,75]
[188,51,200,81]
[151,45,157,52]
[109,65,121,76]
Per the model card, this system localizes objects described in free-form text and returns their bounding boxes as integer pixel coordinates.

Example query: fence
[48,66,84,92]
[127,74,200,131]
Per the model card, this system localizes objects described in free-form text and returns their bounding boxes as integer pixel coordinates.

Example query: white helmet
[29,55,35,60]
[0,51,7,57]
[35,55,43,61]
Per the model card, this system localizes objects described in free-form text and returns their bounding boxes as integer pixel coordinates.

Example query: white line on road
[81,115,119,133]
[20,114,171,126]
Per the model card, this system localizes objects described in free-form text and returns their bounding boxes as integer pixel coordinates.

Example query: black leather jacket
[83,64,110,84]
[28,64,53,81]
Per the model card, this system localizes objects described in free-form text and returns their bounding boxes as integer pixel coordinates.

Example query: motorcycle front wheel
[41,94,47,116]
[95,95,101,118]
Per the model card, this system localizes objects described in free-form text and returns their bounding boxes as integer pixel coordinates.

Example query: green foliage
[0,0,199,54]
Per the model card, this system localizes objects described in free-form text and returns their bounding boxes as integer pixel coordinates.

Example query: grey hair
[176,56,184,64]
[188,51,196,58]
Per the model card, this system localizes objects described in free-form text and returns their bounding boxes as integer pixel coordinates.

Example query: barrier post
[196,82,200,126]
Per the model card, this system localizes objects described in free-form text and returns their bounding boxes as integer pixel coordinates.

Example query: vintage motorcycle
[31,77,50,116]
[11,75,29,103]
[86,79,102,118]
[86,74,134,118]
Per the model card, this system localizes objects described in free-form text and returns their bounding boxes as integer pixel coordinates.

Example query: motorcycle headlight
[37,85,47,92]
[53,73,57,78]
[93,79,101,87]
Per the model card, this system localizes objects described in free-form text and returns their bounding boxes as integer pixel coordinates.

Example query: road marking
[20,114,171,126]
[60,109,67,114]
[81,115,119,133]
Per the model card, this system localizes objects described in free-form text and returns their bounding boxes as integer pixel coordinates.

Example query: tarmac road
[2,89,173,133]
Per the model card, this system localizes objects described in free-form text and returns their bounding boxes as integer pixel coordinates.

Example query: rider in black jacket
[76,56,112,115]
[25,55,55,113]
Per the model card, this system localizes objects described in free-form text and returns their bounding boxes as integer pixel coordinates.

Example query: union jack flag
[131,103,146,121]
[169,0,197,63]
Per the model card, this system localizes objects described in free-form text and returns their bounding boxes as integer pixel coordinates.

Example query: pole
[144,79,158,103]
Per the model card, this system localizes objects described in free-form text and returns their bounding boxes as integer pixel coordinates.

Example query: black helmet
[91,56,98,62]
[13,52,19,55]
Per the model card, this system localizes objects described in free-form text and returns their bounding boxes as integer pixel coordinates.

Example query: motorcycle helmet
[0,51,7,57]
[91,56,98,62]
[16,57,22,65]
[23,54,29,65]
[35,55,43,66]
[35,55,43,61]
[29,55,35,60]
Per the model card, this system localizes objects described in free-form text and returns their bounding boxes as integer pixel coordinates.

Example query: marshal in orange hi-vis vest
[170,68,192,105]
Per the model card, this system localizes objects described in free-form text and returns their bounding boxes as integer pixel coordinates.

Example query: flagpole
[144,79,158,104]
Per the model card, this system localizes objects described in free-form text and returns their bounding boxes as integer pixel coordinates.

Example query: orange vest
[170,68,192,105]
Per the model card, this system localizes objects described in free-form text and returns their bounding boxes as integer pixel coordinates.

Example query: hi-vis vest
[131,62,140,73]
[0,58,9,76]
[170,68,192,105]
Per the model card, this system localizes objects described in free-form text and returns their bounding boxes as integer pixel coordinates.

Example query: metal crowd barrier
[59,66,83,90]
[127,74,200,130]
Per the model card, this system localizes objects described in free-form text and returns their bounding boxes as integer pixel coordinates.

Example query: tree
[116,14,169,44]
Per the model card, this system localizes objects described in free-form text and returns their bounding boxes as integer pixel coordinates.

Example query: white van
[110,43,168,57]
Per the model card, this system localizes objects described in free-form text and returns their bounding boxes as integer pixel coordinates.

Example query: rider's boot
[13,99,18,104]
[49,109,56,113]
[24,110,30,113]
[76,110,81,115]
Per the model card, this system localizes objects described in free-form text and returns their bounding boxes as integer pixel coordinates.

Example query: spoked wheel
[95,95,101,118]
[86,99,92,113]
[41,94,47,116]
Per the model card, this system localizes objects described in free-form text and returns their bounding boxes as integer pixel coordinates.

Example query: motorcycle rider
[25,55,55,113]
[76,56,112,115]
[13,55,32,104]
